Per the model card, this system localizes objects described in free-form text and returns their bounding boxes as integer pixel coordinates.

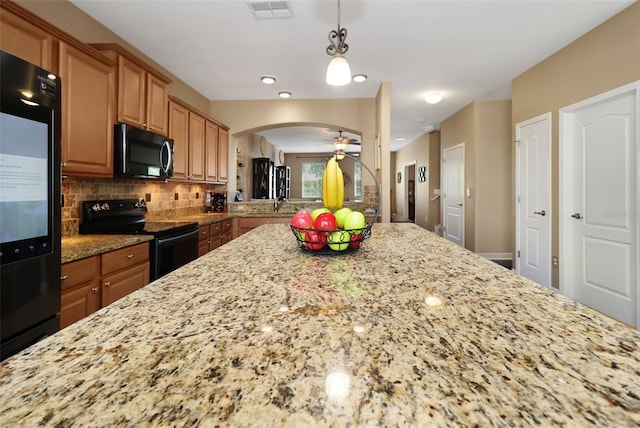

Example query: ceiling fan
[322,130,361,152]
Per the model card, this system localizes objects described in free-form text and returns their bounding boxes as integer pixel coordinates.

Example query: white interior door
[561,82,639,327]
[442,144,464,247]
[516,113,551,287]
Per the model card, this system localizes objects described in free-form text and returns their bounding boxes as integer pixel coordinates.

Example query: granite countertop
[61,234,154,264]
[4,224,639,426]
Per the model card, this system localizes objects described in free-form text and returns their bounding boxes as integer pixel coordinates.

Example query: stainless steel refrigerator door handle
[534,210,546,216]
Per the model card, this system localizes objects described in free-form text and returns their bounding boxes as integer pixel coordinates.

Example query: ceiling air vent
[248,1,293,19]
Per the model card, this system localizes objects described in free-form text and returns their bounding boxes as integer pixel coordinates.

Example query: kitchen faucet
[274,196,286,212]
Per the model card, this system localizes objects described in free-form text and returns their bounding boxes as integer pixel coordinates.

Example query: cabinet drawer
[61,256,100,291]
[210,221,222,236]
[198,225,210,242]
[102,262,150,306]
[101,242,149,275]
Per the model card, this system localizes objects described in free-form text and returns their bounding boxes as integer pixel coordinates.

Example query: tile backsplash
[62,177,226,236]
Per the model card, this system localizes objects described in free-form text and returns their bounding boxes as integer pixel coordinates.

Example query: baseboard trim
[478,252,512,261]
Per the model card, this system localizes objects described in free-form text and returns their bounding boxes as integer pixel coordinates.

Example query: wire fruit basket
[290,152,380,254]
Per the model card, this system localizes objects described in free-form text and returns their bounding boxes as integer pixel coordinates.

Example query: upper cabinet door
[0,5,53,70]
[188,112,206,181]
[218,128,229,182]
[169,100,189,180]
[145,73,169,136]
[58,42,115,178]
[205,121,219,182]
[118,56,146,129]
[90,44,171,136]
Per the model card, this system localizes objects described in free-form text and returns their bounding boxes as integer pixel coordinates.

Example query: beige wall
[475,101,512,254]
[427,131,441,232]
[512,1,640,287]
[440,101,511,254]
[440,102,477,251]
[16,0,209,111]
[393,132,430,228]
[209,97,389,213]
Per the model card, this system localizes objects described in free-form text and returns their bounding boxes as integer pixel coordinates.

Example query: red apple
[314,212,337,231]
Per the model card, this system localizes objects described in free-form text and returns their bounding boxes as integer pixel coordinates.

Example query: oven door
[151,228,198,280]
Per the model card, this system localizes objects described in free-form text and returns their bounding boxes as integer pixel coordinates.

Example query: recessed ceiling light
[279,91,291,98]
[352,74,367,83]
[425,92,443,104]
[261,75,276,84]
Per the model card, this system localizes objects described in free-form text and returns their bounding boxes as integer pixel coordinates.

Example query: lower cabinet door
[60,281,101,329]
[102,262,150,307]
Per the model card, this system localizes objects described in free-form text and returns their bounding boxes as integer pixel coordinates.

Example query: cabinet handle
[60,275,68,281]
[127,254,134,259]
[104,281,111,287]
[91,287,99,293]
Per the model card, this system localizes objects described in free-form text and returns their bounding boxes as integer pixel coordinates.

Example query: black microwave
[114,123,174,179]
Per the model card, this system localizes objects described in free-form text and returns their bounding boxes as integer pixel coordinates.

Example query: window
[302,162,325,198]
[354,162,362,199]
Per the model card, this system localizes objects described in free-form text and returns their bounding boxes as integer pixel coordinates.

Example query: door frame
[559,80,640,324]
[442,143,465,247]
[515,112,552,287]
[404,161,416,222]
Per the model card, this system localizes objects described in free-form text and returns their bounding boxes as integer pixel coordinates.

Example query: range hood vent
[248,1,293,19]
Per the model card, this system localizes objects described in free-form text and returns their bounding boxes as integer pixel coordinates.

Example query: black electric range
[79,199,199,280]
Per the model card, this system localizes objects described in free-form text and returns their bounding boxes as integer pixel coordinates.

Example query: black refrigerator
[0,51,61,360]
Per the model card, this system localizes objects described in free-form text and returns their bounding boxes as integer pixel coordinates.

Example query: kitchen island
[1,224,639,426]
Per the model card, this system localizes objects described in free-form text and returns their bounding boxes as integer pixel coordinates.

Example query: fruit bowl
[289,152,379,255]
[290,222,374,254]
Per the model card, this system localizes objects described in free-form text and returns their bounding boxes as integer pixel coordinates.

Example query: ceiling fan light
[326,55,351,86]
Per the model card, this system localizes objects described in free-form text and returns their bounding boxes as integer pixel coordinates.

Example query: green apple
[333,207,352,229]
[327,230,350,251]
[311,207,331,221]
[344,211,366,233]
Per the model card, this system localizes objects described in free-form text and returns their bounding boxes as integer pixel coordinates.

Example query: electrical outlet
[174,193,179,201]
[145,193,151,202]
[552,256,559,268]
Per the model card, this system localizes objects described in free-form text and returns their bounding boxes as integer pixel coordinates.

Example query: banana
[322,156,344,209]
[335,161,344,209]
[322,164,330,207]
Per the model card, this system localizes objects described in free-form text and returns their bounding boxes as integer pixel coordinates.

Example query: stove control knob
[102,203,110,211]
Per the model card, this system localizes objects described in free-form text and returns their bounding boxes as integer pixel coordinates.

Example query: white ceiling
[70,0,634,152]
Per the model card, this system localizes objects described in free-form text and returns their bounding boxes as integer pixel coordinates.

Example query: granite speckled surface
[4,224,640,427]
[61,234,154,264]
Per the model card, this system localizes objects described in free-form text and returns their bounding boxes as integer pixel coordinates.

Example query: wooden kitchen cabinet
[198,225,211,257]
[0,2,53,70]
[198,219,233,257]
[218,127,229,182]
[169,99,189,180]
[236,217,290,237]
[102,262,149,307]
[58,41,115,178]
[220,219,233,245]
[169,96,229,183]
[205,121,219,182]
[188,112,206,181]
[60,255,101,329]
[90,44,171,136]
[60,242,150,329]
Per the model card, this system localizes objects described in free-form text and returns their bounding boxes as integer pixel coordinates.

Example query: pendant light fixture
[326,0,351,86]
